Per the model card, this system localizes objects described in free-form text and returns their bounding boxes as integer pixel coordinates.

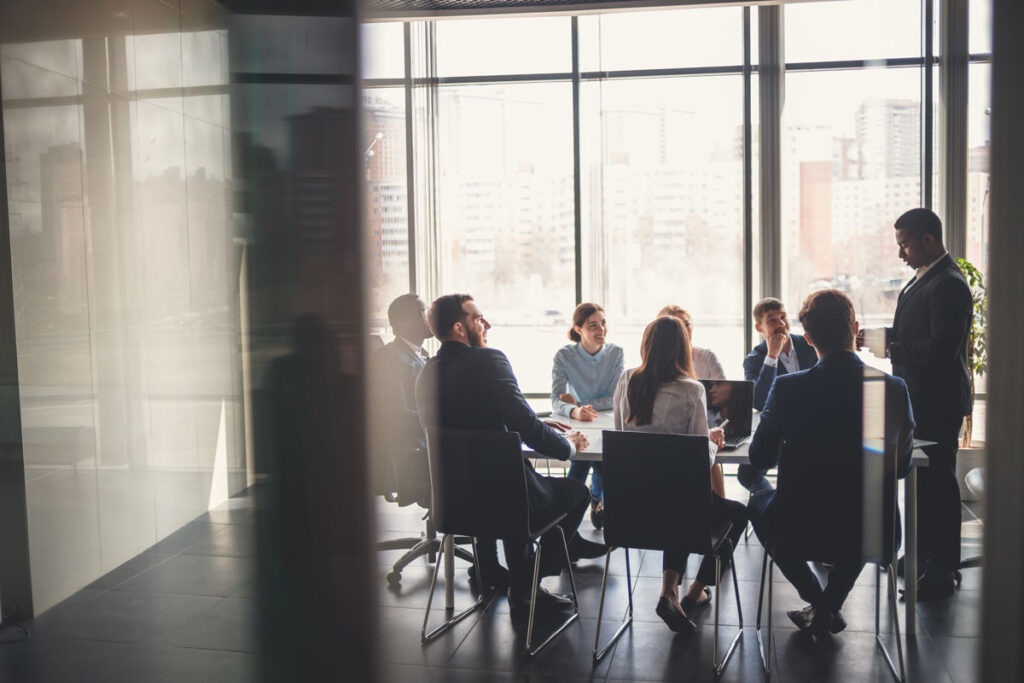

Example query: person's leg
[819,558,866,613]
[590,462,604,502]
[693,495,749,587]
[567,459,591,485]
[747,488,824,606]
[916,418,963,579]
[737,463,771,493]
[536,477,599,575]
[502,536,533,599]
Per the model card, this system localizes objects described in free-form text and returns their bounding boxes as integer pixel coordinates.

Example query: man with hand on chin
[415,294,606,619]
[740,297,818,492]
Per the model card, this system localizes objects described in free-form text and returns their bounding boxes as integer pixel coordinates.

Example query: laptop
[700,380,754,449]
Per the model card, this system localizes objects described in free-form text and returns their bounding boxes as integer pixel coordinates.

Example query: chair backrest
[425,427,531,539]
[772,439,898,564]
[602,430,713,554]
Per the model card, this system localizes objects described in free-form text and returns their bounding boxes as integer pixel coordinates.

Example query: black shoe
[787,605,833,636]
[829,610,847,634]
[655,597,696,635]
[568,536,607,562]
[468,565,509,595]
[590,500,604,530]
[680,587,712,613]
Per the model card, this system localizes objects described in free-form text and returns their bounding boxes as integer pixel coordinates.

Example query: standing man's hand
[766,332,787,359]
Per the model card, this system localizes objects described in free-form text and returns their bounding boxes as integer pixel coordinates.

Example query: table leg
[444,534,455,610]
[905,467,918,636]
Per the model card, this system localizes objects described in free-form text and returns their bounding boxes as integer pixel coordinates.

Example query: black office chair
[594,431,743,677]
[755,439,905,682]
[374,446,475,585]
[422,427,580,655]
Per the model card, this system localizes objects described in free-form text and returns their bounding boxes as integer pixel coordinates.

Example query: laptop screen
[700,380,754,441]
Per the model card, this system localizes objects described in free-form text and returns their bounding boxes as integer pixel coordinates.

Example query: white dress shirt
[693,347,726,380]
[612,370,718,464]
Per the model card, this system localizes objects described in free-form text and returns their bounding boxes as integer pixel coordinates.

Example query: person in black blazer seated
[740,297,819,492]
[748,289,915,636]
[376,294,432,453]
[415,293,606,617]
[860,208,973,599]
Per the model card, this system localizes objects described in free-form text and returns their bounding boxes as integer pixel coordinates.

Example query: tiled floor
[0,481,983,682]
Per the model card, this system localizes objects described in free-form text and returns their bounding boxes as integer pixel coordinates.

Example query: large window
[360,0,982,394]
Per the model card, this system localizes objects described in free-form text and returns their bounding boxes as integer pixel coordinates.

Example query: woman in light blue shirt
[551,302,624,529]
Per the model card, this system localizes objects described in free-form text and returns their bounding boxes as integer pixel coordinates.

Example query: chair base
[421,536,488,643]
[755,548,906,683]
[382,535,475,586]
[526,526,580,656]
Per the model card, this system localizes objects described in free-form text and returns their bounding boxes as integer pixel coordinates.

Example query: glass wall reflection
[1,1,242,613]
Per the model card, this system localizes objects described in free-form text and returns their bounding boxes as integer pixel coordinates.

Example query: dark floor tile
[916,589,981,638]
[87,552,179,590]
[771,627,953,683]
[444,611,615,680]
[166,597,258,653]
[34,590,221,645]
[150,520,216,554]
[113,554,255,597]
[438,668,595,682]
[379,605,481,668]
[931,635,980,682]
[180,522,256,558]
[381,662,444,683]
[603,622,768,682]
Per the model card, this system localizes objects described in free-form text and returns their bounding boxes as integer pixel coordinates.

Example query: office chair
[374,446,475,585]
[423,427,580,655]
[593,430,743,677]
[755,439,905,683]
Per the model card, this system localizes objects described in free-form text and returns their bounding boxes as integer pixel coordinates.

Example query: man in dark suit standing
[748,289,915,635]
[740,297,819,492]
[377,294,432,452]
[861,207,973,599]
[415,294,605,617]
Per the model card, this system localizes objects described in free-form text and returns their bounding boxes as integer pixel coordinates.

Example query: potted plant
[956,257,988,500]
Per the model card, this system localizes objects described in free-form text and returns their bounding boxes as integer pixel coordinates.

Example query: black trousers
[748,489,864,613]
[663,494,748,586]
[477,476,591,595]
[915,415,964,575]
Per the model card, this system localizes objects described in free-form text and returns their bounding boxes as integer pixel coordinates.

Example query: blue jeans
[567,460,603,502]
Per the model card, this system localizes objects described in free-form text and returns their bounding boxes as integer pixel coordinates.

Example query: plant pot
[956,442,985,502]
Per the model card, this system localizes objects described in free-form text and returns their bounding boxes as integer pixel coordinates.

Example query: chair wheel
[386,571,402,586]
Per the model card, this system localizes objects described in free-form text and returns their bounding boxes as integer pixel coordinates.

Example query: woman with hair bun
[551,303,624,529]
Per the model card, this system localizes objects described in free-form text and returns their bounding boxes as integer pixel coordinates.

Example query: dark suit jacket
[377,339,427,450]
[743,333,819,411]
[888,253,973,431]
[415,340,572,520]
[749,352,915,552]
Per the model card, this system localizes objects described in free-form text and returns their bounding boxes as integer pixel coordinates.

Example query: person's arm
[686,384,718,465]
[612,370,629,430]
[494,350,572,460]
[744,344,775,411]
[748,381,784,471]
[888,275,973,368]
[551,351,576,417]
[590,345,625,412]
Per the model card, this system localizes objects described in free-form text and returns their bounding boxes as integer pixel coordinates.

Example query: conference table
[439,411,930,637]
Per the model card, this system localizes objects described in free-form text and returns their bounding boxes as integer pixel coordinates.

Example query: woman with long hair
[552,302,624,529]
[612,316,747,635]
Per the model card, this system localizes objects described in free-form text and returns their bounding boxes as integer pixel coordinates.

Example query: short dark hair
[798,289,856,355]
[894,207,943,243]
[387,293,423,329]
[752,297,784,324]
[427,294,473,340]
